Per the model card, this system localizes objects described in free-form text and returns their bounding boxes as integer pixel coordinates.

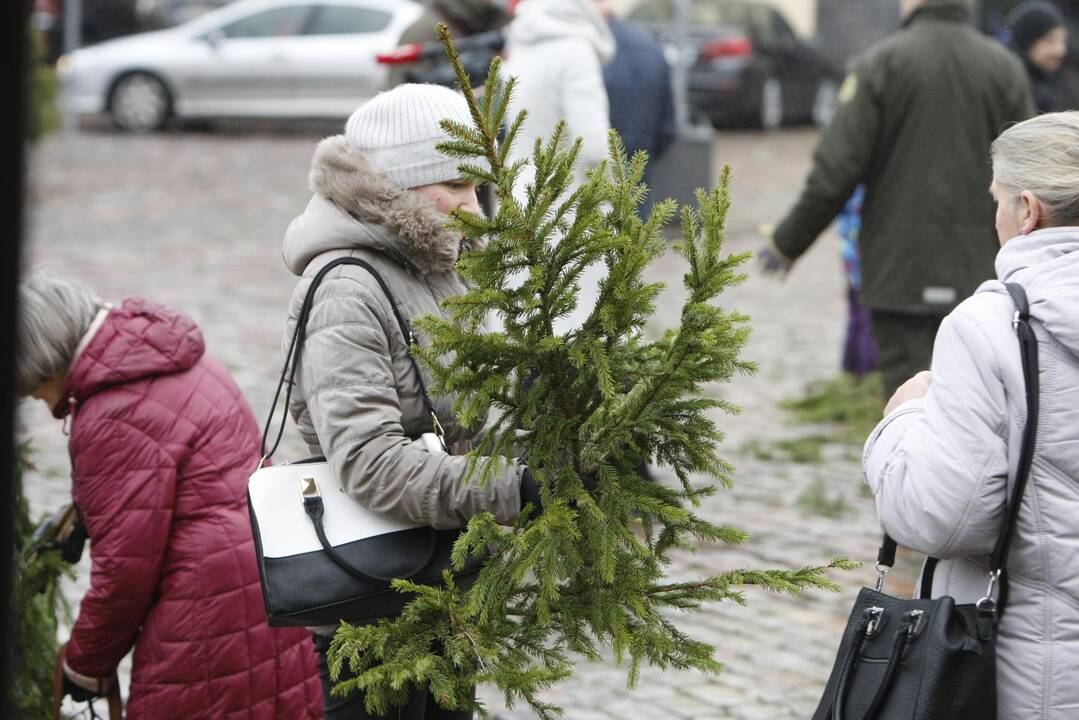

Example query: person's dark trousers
[869,310,947,398]
[313,634,475,720]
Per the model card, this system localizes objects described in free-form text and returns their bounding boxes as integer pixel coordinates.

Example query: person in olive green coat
[760,0,1034,396]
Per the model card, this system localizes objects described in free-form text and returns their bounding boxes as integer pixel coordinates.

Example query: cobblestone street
[21,123,902,719]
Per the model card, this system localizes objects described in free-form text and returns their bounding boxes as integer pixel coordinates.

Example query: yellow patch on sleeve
[838,73,858,105]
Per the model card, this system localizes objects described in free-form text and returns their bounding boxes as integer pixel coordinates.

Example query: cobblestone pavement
[20,124,915,719]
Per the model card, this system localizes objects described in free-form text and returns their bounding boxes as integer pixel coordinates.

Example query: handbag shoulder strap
[990,283,1039,596]
[877,282,1039,615]
[260,255,444,461]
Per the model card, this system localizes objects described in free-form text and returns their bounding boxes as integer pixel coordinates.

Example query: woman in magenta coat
[16,270,322,719]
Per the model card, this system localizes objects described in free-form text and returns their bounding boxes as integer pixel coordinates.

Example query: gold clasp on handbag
[300,476,321,499]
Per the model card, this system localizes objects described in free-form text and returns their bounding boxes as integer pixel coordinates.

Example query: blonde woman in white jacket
[863,111,1079,719]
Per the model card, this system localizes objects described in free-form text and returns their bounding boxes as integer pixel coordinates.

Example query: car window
[692,1,750,29]
[629,0,674,24]
[771,10,798,47]
[750,6,776,46]
[307,5,392,34]
[221,6,311,38]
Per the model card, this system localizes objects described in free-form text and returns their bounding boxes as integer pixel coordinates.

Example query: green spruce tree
[10,447,72,718]
[329,27,855,718]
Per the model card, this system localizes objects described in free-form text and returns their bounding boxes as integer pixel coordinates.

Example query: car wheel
[812,79,839,128]
[759,77,783,131]
[109,72,171,132]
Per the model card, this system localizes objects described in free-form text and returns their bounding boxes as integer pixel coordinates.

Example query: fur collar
[307,135,462,276]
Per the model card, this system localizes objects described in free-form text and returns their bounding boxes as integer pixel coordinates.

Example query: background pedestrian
[760,0,1034,397]
[1007,0,1070,113]
[598,0,676,181]
[863,111,1079,719]
[281,84,539,719]
[16,271,322,719]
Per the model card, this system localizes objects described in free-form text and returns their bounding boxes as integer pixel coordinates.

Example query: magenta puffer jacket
[56,298,322,719]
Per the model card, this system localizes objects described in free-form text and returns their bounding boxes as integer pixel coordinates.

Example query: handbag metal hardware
[865,607,885,637]
[430,411,446,439]
[300,477,320,499]
[977,569,1002,612]
[905,609,925,638]
[874,563,889,592]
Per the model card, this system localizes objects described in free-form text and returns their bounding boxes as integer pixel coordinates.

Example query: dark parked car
[628,0,842,129]
[377,28,504,87]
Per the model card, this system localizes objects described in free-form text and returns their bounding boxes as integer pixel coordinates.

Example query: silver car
[59,0,423,131]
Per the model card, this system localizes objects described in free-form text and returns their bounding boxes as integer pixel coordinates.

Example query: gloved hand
[63,673,104,703]
[519,466,598,520]
[59,645,114,703]
[520,466,542,519]
[757,224,793,276]
[56,516,88,565]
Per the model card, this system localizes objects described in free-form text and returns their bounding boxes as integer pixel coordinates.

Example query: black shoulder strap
[989,283,1039,611]
[878,282,1039,615]
[260,256,444,461]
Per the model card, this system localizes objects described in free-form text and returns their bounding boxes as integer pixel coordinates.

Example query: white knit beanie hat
[344,84,472,190]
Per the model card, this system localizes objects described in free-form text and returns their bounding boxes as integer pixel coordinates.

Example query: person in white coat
[863,111,1079,718]
[502,0,615,334]
[504,0,615,191]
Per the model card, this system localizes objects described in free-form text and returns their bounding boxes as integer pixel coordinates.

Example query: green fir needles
[328,26,856,718]
[11,448,72,718]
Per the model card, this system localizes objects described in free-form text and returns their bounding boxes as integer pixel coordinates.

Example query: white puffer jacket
[863,227,1079,719]
[503,0,615,193]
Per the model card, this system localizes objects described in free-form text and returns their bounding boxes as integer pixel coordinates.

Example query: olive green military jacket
[773,0,1033,313]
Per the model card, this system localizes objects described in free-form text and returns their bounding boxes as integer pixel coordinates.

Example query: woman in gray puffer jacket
[863,111,1079,718]
[281,84,533,720]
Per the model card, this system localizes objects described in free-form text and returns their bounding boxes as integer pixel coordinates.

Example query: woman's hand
[884,371,932,416]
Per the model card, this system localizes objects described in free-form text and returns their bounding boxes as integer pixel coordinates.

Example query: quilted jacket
[57,298,322,719]
[864,227,1079,718]
[282,135,525,535]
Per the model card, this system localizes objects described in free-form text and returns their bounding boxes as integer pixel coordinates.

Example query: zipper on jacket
[62,396,77,436]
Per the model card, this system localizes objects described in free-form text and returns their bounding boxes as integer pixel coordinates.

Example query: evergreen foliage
[782,373,885,445]
[10,447,72,718]
[329,27,856,718]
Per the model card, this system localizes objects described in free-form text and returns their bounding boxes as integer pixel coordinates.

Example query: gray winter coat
[863,227,1079,718]
[282,135,524,534]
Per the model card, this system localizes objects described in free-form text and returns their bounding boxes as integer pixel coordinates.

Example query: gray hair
[16,270,106,397]
[991,111,1079,226]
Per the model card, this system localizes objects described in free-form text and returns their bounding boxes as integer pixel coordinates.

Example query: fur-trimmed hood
[283,135,464,277]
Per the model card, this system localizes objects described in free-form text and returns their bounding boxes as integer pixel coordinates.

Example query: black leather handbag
[813,283,1040,720]
[248,255,483,627]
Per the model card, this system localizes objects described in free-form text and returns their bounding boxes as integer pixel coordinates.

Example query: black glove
[520,467,599,520]
[520,466,542,520]
[56,517,88,564]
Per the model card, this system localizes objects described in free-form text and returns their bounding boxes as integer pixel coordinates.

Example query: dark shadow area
[1,2,28,716]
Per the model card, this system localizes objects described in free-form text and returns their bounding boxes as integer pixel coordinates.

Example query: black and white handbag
[248,256,483,627]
